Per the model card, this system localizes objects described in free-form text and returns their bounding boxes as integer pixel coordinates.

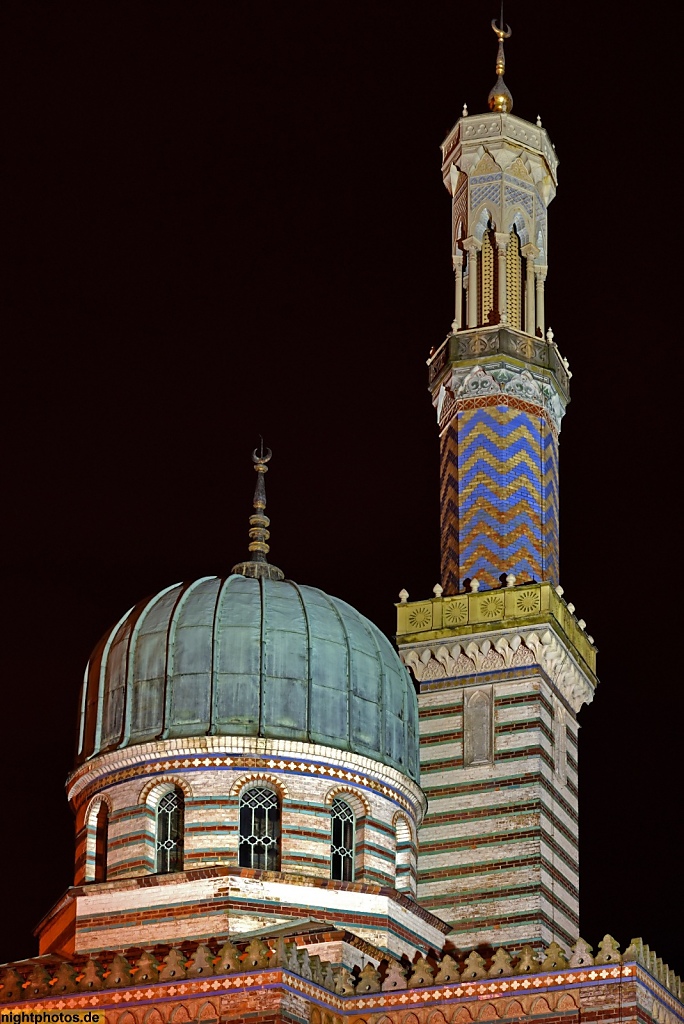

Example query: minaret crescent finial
[231,442,285,582]
[488,4,513,113]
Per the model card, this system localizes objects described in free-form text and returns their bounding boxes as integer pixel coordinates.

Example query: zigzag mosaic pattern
[440,399,559,592]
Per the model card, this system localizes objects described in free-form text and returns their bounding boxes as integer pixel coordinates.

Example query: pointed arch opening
[473,208,497,326]
[506,225,523,329]
[393,812,417,895]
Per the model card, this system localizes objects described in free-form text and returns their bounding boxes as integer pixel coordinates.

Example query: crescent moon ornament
[491,18,512,40]
[252,446,273,465]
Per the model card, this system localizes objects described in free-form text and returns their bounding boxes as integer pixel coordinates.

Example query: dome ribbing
[77,575,419,782]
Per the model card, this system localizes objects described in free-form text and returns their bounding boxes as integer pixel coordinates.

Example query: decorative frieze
[3,934,681,1019]
[428,326,570,404]
[397,581,597,693]
[403,629,593,713]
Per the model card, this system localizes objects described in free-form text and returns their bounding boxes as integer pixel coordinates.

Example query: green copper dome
[77,575,419,782]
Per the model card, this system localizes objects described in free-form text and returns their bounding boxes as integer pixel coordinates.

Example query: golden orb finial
[488,4,513,113]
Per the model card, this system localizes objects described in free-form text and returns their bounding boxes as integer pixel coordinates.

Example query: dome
[77,574,419,782]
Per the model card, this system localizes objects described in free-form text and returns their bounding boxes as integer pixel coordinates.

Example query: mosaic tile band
[71,751,421,820]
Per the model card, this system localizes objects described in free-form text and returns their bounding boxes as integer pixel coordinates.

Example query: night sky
[2,1,682,972]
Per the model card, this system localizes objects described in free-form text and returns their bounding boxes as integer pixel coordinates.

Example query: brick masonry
[412,661,580,951]
[37,738,437,960]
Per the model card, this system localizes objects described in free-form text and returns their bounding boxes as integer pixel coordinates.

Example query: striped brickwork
[71,746,420,892]
[417,669,579,950]
[36,867,449,959]
[60,736,427,953]
[440,396,559,593]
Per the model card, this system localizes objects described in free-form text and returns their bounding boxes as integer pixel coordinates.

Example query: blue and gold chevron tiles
[440,401,559,592]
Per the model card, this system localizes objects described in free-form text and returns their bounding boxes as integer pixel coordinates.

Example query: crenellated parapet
[397,579,596,709]
[3,932,681,1024]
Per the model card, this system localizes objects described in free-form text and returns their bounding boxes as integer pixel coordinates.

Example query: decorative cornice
[427,327,570,428]
[66,738,427,822]
[441,114,558,194]
[434,363,566,435]
[396,582,597,709]
[400,628,594,713]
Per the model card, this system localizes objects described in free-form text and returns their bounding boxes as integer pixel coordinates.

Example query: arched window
[156,788,184,873]
[394,814,415,894]
[238,787,280,870]
[464,687,493,766]
[94,801,109,882]
[330,798,354,881]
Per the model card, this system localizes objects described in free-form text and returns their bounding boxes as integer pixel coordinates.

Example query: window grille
[156,789,184,873]
[330,798,354,881]
[238,787,280,870]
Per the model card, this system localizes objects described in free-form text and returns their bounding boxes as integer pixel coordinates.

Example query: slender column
[521,243,540,335]
[451,250,464,331]
[463,237,480,328]
[535,266,547,337]
[494,233,507,322]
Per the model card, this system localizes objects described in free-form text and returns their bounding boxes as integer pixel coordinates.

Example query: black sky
[1,0,682,972]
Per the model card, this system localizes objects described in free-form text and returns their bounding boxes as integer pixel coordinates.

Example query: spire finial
[231,442,285,582]
[488,5,513,113]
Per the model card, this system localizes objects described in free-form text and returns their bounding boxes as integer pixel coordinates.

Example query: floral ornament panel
[514,588,541,614]
[408,604,432,630]
[443,597,469,626]
[472,593,505,621]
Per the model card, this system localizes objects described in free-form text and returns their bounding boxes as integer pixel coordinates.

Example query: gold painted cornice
[396,581,596,683]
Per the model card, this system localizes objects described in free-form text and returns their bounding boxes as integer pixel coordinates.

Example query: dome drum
[68,734,424,889]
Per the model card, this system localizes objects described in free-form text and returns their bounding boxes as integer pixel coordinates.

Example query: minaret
[397,19,597,953]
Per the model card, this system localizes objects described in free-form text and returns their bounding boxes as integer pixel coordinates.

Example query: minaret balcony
[428,323,569,401]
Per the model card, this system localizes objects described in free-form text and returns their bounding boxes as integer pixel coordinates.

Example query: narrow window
[479,226,496,324]
[94,802,109,882]
[239,787,280,871]
[554,704,567,785]
[156,789,184,873]
[506,227,522,329]
[330,798,354,881]
[464,688,493,766]
[394,815,415,894]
